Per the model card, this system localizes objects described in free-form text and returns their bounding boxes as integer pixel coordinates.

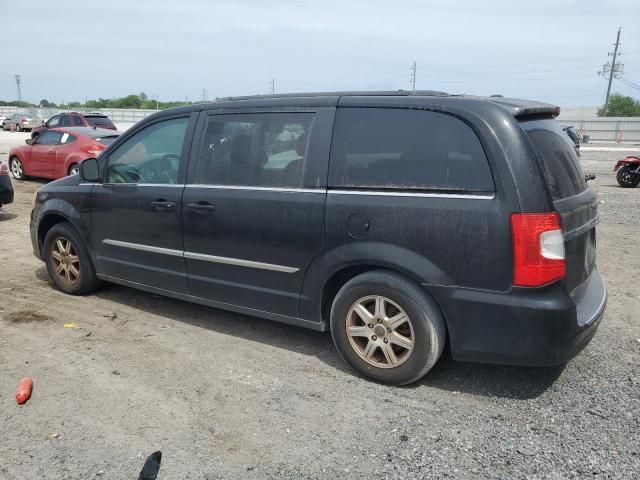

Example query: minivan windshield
[520,118,587,200]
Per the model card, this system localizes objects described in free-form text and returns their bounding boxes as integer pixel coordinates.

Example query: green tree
[39,99,56,107]
[598,93,640,117]
[139,92,148,100]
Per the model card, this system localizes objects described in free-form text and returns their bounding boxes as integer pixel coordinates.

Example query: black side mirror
[25,138,35,145]
[80,158,101,182]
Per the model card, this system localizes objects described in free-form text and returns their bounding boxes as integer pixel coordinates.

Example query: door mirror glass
[80,158,101,182]
[25,138,35,145]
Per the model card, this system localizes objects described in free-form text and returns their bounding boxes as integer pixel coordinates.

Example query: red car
[9,127,120,180]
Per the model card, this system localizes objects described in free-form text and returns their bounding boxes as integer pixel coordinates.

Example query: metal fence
[557,116,640,142]
[2,105,639,142]
[0,106,157,124]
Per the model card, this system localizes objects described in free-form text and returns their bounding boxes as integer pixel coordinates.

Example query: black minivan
[30,91,606,385]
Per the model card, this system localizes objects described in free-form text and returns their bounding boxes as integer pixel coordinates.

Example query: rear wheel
[15,124,21,132]
[330,270,446,385]
[616,166,640,188]
[68,163,79,176]
[10,157,26,180]
[43,222,101,295]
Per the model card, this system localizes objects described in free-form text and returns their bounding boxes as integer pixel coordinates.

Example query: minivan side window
[47,116,61,128]
[193,113,313,188]
[329,108,494,192]
[105,117,189,184]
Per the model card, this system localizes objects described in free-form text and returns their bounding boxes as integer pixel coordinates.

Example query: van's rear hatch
[520,118,597,293]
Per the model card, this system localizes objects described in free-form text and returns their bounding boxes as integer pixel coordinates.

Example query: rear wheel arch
[301,243,452,325]
[320,264,447,329]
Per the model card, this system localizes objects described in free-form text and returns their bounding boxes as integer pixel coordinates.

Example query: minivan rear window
[329,108,494,192]
[520,119,586,200]
[86,116,114,127]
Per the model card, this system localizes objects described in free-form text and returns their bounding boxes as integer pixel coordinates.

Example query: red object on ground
[16,378,33,404]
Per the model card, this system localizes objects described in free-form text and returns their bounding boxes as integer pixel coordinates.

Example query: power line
[615,75,640,90]
[437,51,640,71]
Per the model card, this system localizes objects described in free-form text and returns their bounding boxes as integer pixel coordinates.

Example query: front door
[90,114,195,293]
[182,110,331,318]
[29,130,62,177]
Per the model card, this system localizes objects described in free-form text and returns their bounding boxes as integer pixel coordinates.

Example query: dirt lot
[1,131,639,479]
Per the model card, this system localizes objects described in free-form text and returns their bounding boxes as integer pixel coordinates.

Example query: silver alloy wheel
[10,158,23,179]
[16,124,21,132]
[345,295,415,368]
[69,164,79,176]
[50,236,81,286]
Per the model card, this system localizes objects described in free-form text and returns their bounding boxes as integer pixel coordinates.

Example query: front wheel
[15,124,21,132]
[330,270,446,385]
[43,222,102,295]
[10,157,26,180]
[616,166,640,188]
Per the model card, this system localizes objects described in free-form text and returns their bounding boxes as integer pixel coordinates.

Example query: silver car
[2,113,42,132]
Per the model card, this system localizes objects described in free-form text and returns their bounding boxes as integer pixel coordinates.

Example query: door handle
[47,150,55,155]
[186,202,216,213]
[150,200,176,211]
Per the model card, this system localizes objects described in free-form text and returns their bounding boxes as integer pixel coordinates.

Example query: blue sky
[1,0,639,106]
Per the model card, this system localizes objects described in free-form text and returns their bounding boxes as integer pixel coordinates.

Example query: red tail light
[21,118,28,123]
[83,142,105,156]
[511,213,566,287]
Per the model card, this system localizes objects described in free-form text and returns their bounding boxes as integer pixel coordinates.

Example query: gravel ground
[0,132,639,479]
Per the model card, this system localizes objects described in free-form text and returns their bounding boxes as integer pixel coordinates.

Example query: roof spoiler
[485,97,561,119]
[511,105,561,118]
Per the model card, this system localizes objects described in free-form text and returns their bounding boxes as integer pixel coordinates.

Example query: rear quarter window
[329,108,494,192]
[520,119,586,200]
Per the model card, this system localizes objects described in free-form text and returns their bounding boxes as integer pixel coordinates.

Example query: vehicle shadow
[0,211,18,221]
[419,355,565,400]
[36,267,564,400]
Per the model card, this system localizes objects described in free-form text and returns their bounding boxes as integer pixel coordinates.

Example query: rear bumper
[432,268,607,366]
[0,178,13,205]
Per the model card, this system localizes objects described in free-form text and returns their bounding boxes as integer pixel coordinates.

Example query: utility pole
[603,28,621,117]
[15,75,22,102]
[410,62,416,92]
[270,78,275,95]
[202,88,207,102]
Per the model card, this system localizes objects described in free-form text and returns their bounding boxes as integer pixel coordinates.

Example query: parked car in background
[31,112,117,138]
[563,125,581,157]
[2,113,42,132]
[0,114,8,125]
[0,162,14,208]
[9,127,120,180]
[29,91,607,385]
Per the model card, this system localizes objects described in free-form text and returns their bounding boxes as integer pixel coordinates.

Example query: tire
[10,156,26,180]
[616,166,640,188]
[43,222,102,295]
[330,270,446,385]
[68,163,79,176]
[16,124,21,132]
